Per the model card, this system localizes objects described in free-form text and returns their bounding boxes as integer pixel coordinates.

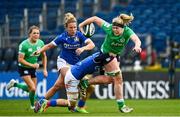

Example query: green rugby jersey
[101,22,134,55]
[18,39,44,68]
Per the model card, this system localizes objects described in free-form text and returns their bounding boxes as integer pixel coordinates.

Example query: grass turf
[0,99,179,116]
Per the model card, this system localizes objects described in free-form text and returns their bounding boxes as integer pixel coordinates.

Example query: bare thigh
[22,75,37,91]
[104,58,120,72]
[53,67,69,89]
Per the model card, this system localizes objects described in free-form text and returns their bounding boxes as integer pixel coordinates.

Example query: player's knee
[114,75,123,84]
[105,70,121,77]
[29,86,36,92]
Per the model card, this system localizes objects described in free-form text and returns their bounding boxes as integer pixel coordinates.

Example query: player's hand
[32,63,39,69]
[133,46,142,53]
[76,48,84,55]
[78,24,85,34]
[43,70,48,78]
[32,50,41,56]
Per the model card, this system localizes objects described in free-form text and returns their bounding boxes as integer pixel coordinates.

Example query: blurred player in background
[6,25,48,110]
[35,12,95,113]
[79,13,142,113]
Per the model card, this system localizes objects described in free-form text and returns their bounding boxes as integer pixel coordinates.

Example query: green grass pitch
[0,99,180,116]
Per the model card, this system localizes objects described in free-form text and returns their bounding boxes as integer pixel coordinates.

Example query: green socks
[29,91,35,107]
[14,83,29,92]
[117,99,125,109]
[14,83,37,106]
[80,79,89,89]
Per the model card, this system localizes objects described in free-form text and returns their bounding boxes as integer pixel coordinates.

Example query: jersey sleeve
[18,42,26,55]
[52,35,63,46]
[39,39,45,47]
[125,27,135,39]
[101,21,112,34]
[78,31,88,43]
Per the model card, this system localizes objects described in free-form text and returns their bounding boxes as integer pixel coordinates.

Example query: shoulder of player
[76,30,82,34]
[37,39,44,43]
[19,39,28,46]
[18,39,29,51]
[74,31,84,37]
[124,26,132,31]
[55,32,66,40]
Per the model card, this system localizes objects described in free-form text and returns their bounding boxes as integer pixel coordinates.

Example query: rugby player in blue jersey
[35,52,114,113]
[35,12,95,113]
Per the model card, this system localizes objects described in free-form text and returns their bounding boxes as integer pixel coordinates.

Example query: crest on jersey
[37,46,41,50]
[74,37,79,42]
[120,38,125,43]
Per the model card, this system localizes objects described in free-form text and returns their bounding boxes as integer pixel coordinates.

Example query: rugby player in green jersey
[7,25,48,110]
[79,13,142,113]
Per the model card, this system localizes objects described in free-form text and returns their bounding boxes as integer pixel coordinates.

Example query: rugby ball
[83,23,95,38]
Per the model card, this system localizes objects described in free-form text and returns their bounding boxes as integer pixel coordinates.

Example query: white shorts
[57,56,71,71]
[64,69,80,93]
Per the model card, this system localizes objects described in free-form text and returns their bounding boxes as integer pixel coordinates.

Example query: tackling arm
[130,34,142,53]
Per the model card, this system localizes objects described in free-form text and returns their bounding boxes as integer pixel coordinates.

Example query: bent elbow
[92,16,99,22]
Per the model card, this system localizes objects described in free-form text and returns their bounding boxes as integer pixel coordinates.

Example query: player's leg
[35,98,69,113]
[76,84,94,113]
[79,75,113,89]
[6,79,29,92]
[85,84,95,100]
[77,75,92,113]
[64,69,80,112]
[7,67,30,92]
[23,75,37,109]
[44,74,64,99]
[44,67,68,99]
[104,58,133,113]
[44,98,69,110]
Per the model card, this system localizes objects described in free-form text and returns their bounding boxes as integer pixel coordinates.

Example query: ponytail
[112,13,134,26]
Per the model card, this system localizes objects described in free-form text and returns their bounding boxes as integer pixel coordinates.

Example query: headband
[112,22,124,28]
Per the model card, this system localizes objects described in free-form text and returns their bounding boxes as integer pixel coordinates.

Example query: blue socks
[78,100,85,107]
[49,99,57,107]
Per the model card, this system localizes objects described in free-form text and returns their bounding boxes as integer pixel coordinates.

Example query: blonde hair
[64,12,77,28]
[112,13,134,26]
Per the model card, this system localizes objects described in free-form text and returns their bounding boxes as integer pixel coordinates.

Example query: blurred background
[0,0,180,99]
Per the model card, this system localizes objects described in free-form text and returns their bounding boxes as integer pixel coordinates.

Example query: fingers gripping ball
[83,23,95,38]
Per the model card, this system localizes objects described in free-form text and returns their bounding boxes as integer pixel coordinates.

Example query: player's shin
[56,99,69,107]
[29,91,35,108]
[67,92,78,112]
